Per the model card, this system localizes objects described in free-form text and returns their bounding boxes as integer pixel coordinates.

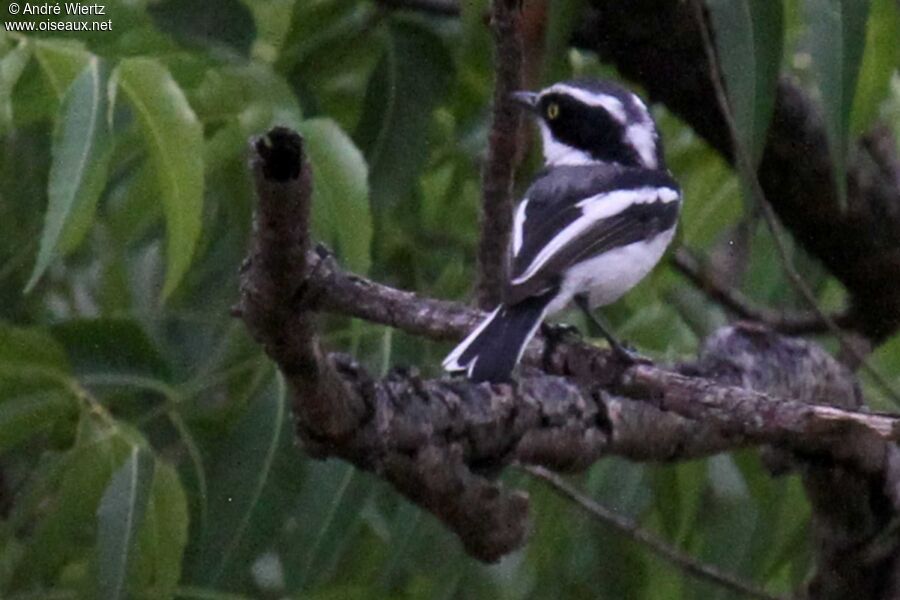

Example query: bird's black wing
[506,166,680,305]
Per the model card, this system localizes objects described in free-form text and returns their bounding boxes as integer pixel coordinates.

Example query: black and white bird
[443,79,681,383]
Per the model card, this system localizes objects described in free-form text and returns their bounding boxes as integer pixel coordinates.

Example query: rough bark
[237,128,365,441]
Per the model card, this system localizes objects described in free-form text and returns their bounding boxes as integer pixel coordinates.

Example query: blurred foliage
[0,0,898,598]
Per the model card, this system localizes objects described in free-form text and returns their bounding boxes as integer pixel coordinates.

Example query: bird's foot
[541,321,581,343]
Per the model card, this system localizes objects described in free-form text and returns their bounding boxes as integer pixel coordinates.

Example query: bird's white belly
[546,227,676,314]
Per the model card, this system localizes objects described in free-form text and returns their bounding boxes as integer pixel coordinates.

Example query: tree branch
[306,250,900,455]
[672,247,850,335]
[526,466,786,600]
[476,0,524,308]
[236,128,365,441]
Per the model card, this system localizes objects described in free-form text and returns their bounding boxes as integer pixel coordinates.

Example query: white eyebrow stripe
[630,93,649,114]
[511,186,679,285]
[545,84,628,123]
[512,199,529,255]
[626,123,658,169]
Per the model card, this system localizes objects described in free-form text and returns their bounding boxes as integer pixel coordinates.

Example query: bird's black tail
[442,289,556,383]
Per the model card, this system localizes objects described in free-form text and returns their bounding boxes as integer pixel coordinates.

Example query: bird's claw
[541,322,581,343]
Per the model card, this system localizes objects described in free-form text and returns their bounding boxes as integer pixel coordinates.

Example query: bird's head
[511,79,663,170]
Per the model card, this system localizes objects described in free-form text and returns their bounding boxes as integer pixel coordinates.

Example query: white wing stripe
[512,199,529,255]
[511,186,678,285]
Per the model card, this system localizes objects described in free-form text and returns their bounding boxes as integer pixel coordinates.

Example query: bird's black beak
[509,91,539,112]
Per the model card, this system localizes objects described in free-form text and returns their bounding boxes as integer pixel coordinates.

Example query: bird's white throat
[538,122,596,167]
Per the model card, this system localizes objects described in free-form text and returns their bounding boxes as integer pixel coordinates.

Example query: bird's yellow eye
[546,102,560,120]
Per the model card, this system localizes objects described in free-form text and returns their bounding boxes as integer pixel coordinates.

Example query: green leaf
[733,450,812,585]
[32,38,91,101]
[134,461,189,599]
[0,322,69,370]
[104,162,164,251]
[14,414,134,586]
[541,0,587,84]
[0,38,31,134]
[114,57,205,299]
[189,375,287,586]
[51,317,171,380]
[648,460,707,541]
[453,0,492,125]
[174,586,255,600]
[298,118,372,274]
[97,446,155,600]
[804,0,870,208]
[189,63,302,128]
[241,0,297,63]
[0,391,75,455]
[167,410,209,535]
[706,0,784,165]
[850,0,900,134]
[355,19,453,209]
[26,58,112,292]
[0,322,71,397]
[661,117,743,248]
[684,457,759,598]
[0,522,24,590]
[7,38,89,129]
[279,462,374,591]
[147,0,255,56]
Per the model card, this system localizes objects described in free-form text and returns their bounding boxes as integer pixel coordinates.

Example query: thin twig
[688,0,900,407]
[525,466,786,600]
[476,0,524,308]
[672,247,850,334]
